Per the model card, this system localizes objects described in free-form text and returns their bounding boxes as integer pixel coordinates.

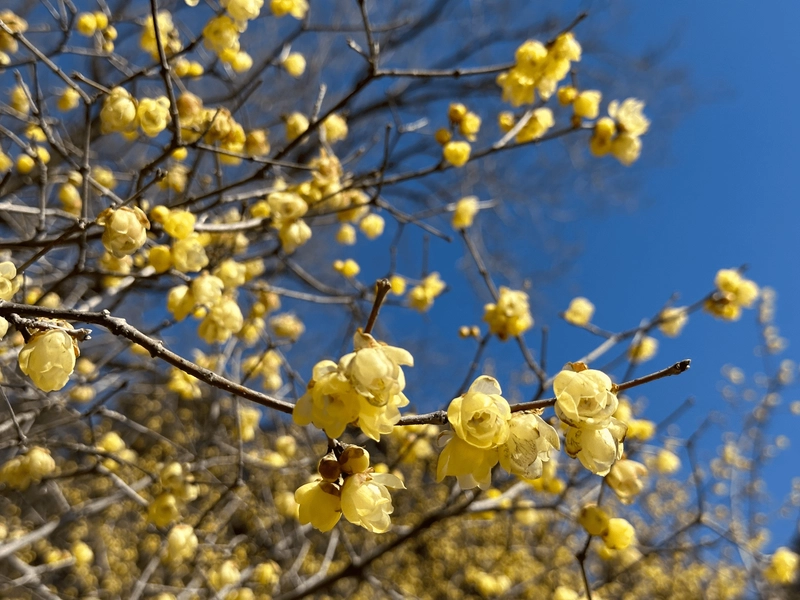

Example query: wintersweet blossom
[293,360,361,438]
[19,325,80,392]
[443,141,471,167]
[0,261,22,300]
[764,547,799,584]
[165,524,198,565]
[100,87,138,134]
[451,196,480,229]
[436,433,499,490]
[602,517,635,550]
[295,480,342,532]
[97,207,150,258]
[554,367,618,429]
[340,471,405,533]
[628,336,658,363]
[659,306,688,337]
[564,297,595,326]
[437,376,512,489]
[606,459,648,503]
[339,331,413,408]
[483,286,533,340]
[705,268,759,321]
[564,420,626,476]
[579,503,610,536]
[408,272,446,312]
[498,412,560,479]
[448,376,511,448]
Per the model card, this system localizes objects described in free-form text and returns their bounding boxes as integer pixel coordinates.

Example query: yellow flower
[602,517,635,550]
[239,405,261,441]
[443,141,471,167]
[270,312,304,340]
[554,368,618,429]
[137,96,171,137]
[76,13,97,36]
[459,112,481,141]
[389,275,406,295]
[19,326,80,392]
[498,412,560,478]
[92,165,117,189]
[322,113,348,143]
[336,223,357,245]
[579,503,610,536]
[706,269,759,322]
[141,10,181,58]
[436,434,499,490]
[557,86,578,105]
[452,196,480,229]
[764,547,799,584]
[282,52,306,77]
[97,206,150,258]
[339,331,414,408]
[333,259,360,278]
[202,15,241,54]
[408,272,446,312]
[252,560,281,586]
[516,107,554,143]
[608,98,650,137]
[605,459,647,504]
[659,307,687,337]
[223,0,264,21]
[483,286,533,340]
[626,418,655,441]
[339,445,370,475]
[295,480,342,532]
[191,273,225,307]
[245,129,270,156]
[448,376,511,449]
[655,448,681,474]
[198,296,244,343]
[341,471,405,533]
[171,233,209,272]
[564,420,626,476]
[0,261,22,301]
[610,133,642,166]
[270,0,309,19]
[359,213,385,239]
[100,87,138,134]
[147,493,180,528]
[293,361,359,438]
[0,446,56,490]
[10,85,30,114]
[0,150,11,173]
[72,541,94,567]
[162,209,196,239]
[448,103,467,123]
[628,336,657,363]
[285,112,309,141]
[277,219,310,253]
[209,560,241,590]
[564,296,594,326]
[573,90,602,119]
[165,524,198,565]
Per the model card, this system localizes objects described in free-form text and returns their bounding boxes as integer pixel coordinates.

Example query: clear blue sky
[561,1,800,546]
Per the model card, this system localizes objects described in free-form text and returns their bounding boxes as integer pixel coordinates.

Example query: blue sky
[563,1,800,545]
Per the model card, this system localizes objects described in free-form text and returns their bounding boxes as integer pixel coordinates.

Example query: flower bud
[339,445,370,475]
[318,451,342,482]
[97,206,150,258]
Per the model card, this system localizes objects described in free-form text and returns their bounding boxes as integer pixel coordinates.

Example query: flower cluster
[497,34,582,106]
[408,272,446,312]
[140,10,181,60]
[590,98,650,165]
[437,376,559,489]
[167,273,244,344]
[293,331,414,440]
[0,446,56,490]
[705,268,759,321]
[18,322,81,392]
[579,504,636,550]
[296,445,405,533]
[483,286,534,340]
[554,365,626,475]
[0,10,27,64]
[0,260,22,301]
[763,546,799,585]
[451,196,480,229]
